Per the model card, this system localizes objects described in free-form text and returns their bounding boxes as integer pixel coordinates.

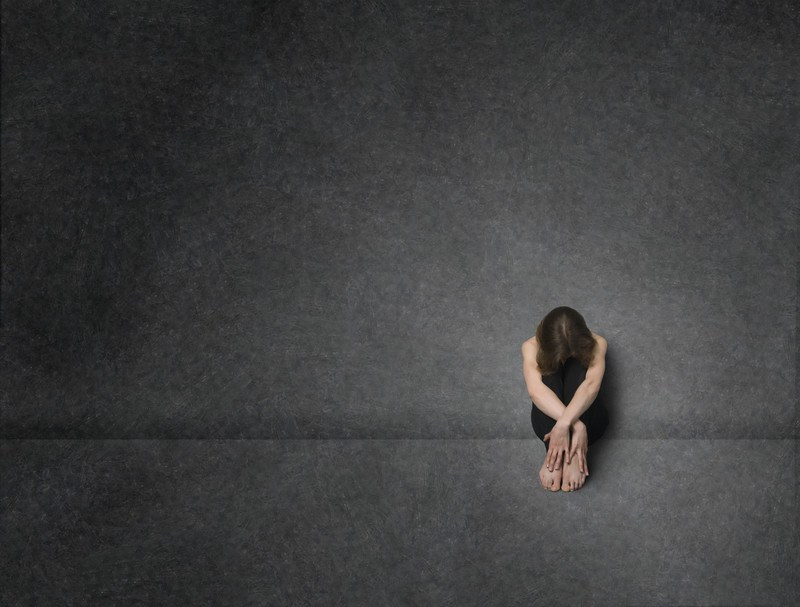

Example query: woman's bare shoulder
[521,336,538,356]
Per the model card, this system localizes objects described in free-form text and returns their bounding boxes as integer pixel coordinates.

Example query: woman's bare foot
[539,457,562,492]
[561,452,587,492]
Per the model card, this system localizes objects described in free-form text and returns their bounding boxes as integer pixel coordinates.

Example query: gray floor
[2,1,798,605]
[2,439,797,605]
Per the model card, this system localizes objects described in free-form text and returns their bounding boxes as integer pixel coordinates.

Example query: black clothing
[530,356,609,447]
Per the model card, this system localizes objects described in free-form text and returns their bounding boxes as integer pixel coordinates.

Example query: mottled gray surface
[2,0,797,440]
[1,0,797,605]
[2,440,797,606]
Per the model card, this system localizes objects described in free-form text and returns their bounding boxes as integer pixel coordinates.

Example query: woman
[521,306,610,492]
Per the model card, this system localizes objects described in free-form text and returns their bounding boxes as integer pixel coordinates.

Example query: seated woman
[521,306,610,492]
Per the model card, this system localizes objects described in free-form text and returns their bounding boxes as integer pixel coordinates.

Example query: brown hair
[535,306,597,377]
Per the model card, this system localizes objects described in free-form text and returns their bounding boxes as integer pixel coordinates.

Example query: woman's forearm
[530,384,585,428]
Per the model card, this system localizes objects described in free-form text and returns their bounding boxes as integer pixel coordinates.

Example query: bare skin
[539,456,563,491]
[538,445,588,491]
[543,422,589,491]
[526,331,600,492]
[558,450,587,491]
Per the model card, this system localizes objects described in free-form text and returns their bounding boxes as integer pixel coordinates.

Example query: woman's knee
[540,372,564,400]
[563,357,587,383]
[585,407,609,445]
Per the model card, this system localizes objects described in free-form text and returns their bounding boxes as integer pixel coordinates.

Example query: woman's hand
[569,422,589,476]
[543,422,570,471]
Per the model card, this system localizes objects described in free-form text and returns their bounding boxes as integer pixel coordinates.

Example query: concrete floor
[2,0,797,605]
[2,439,796,605]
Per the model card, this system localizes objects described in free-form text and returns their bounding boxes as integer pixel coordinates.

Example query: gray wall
[2,0,797,605]
[3,0,795,441]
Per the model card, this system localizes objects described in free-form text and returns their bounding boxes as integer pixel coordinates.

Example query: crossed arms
[521,337,607,428]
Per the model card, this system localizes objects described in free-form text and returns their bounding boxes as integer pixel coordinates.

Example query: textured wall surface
[2,0,797,605]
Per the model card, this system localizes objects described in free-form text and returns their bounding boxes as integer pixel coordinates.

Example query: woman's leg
[562,357,609,446]
[530,362,565,446]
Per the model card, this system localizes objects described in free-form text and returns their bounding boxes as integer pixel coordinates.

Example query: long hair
[535,306,597,377]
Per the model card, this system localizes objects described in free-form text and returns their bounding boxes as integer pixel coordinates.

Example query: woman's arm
[557,336,606,426]
[531,382,570,423]
[521,342,585,428]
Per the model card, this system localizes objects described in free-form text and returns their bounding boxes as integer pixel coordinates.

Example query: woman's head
[535,306,597,376]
